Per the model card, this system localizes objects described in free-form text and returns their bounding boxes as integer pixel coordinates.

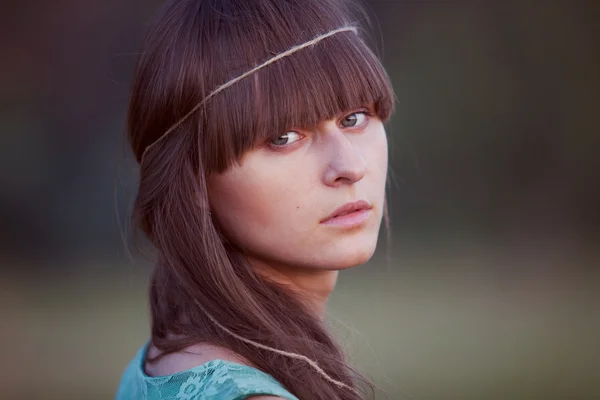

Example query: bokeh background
[1,1,599,399]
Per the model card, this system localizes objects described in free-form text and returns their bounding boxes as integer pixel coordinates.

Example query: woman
[116,0,394,399]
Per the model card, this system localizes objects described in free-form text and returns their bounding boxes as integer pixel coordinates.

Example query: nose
[322,128,367,187]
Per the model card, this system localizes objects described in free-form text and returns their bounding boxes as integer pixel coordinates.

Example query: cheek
[356,126,388,227]
[375,132,388,173]
[364,126,389,189]
[207,162,309,251]
[208,172,269,238]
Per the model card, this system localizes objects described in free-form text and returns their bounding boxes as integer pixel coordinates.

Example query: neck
[249,258,339,316]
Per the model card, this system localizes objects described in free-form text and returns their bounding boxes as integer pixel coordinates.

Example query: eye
[270,131,303,147]
[340,111,368,128]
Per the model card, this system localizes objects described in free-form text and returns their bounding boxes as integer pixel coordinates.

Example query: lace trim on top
[115,343,299,400]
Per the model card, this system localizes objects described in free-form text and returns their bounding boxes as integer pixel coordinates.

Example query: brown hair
[127,0,394,398]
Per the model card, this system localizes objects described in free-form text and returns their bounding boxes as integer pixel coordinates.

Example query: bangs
[196,9,395,173]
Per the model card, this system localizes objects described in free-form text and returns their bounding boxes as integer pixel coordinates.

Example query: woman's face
[207,105,388,271]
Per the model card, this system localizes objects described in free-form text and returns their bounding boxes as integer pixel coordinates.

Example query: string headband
[140,25,358,164]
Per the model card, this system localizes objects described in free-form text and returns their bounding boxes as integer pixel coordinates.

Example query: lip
[320,200,372,227]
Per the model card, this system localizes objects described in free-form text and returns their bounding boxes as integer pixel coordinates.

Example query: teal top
[116,343,299,400]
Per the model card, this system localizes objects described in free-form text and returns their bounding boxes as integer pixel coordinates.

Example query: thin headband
[140,25,358,164]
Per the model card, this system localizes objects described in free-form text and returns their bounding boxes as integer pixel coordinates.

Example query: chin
[321,215,383,270]
[325,243,378,270]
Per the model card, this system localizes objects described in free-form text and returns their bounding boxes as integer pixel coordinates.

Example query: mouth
[320,200,372,227]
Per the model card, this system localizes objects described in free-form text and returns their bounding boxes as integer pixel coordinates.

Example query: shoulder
[145,342,252,376]
[141,343,299,400]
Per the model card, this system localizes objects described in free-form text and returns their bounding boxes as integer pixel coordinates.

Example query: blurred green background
[1,1,599,399]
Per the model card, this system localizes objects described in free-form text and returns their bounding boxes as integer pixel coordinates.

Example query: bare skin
[146,106,388,390]
[208,105,388,313]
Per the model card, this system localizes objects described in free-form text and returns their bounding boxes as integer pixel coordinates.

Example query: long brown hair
[127,0,394,398]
